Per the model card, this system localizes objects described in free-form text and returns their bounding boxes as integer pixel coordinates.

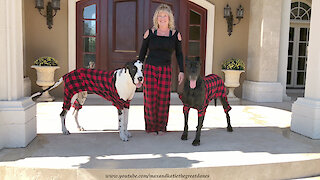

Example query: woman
[139,4,184,135]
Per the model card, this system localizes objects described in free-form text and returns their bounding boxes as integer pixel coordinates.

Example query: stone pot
[31,65,60,102]
[222,69,244,101]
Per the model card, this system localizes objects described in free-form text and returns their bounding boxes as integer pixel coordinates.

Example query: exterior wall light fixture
[224,4,244,36]
[35,0,60,29]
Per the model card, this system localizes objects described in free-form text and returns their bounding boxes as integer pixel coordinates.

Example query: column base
[242,81,283,102]
[227,97,241,102]
[283,94,292,101]
[291,98,320,139]
[0,97,37,149]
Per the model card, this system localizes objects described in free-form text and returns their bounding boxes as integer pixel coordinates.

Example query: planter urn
[222,69,244,101]
[31,65,60,102]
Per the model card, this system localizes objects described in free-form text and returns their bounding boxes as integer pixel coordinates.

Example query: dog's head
[185,57,201,89]
[125,60,144,88]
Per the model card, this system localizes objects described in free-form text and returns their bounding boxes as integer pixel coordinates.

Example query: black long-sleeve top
[138,29,184,72]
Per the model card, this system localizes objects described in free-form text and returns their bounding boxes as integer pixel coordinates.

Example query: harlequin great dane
[31,60,143,141]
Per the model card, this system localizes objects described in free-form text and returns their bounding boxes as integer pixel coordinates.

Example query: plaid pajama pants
[181,74,231,118]
[143,64,171,133]
[62,68,130,111]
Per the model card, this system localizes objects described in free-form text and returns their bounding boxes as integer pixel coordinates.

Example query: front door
[286,1,311,89]
[287,26,309,88]
[76,0,207,91]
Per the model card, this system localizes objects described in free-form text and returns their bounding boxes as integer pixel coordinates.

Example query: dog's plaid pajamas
[181,74,231,118]
[62,68,130,111]
[72,99,83,110]
[143,64,171,133]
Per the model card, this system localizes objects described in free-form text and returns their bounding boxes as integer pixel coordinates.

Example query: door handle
[136,55,148,58]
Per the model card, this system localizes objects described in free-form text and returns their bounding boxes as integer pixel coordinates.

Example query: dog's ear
[124,62,132,73]
[194,56,202,65]
[126,61,135,67]
[135,59,142,65]
[185,57,191,64]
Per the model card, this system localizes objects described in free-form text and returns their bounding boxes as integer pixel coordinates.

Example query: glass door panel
[287,26,309,88]
[82,4,97,69]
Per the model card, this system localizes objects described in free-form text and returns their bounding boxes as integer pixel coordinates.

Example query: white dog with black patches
[114,60,143,140]
[31,60,143,141]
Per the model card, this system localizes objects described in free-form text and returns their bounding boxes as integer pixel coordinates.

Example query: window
[79,3,97,69]
[188,10,201,61]
[287,1,311,88]
[290,2,311,22]
[184,2,207,76]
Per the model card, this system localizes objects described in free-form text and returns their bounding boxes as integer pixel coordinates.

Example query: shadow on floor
[1,126,320,169]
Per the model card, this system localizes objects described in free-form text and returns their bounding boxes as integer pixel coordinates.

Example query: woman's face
[157,11,169,28]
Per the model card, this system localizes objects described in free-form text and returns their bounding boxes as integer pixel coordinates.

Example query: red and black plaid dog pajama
[62,68,130,111]
[143,64,171,133]
[182,74,231,117]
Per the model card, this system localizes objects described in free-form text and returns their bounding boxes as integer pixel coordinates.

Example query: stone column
[278,0,291,101]
[0,0,36,149]
[242,0,283,102]
[291,0,320,139]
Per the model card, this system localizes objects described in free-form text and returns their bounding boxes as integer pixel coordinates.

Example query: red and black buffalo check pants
[143,64,171,133]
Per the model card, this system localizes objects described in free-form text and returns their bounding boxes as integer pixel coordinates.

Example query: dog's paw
[192,139,200,146]
[62,130,70,135]
[181,133,188,140]
[78,127,85,131]
[227,126,233,132]
[120,132,129,141]
[125,131,132,138]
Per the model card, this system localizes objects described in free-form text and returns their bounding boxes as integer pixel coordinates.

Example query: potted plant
[31,56,60,101]
[221,58,245,100]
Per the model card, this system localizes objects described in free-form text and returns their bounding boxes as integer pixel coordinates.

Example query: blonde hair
[153,4,175,30]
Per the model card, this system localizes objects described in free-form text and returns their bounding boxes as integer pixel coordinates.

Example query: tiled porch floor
[1,93,320,179]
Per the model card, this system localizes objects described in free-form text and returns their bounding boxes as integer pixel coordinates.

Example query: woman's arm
[175,32,184,72]
[176,32,184,85]
[138,30,150,62]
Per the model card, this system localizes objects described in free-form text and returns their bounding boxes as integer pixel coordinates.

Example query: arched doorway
[75,0,207,91]
[286,1,311,89]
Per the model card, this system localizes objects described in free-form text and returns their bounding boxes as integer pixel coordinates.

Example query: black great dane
[179,58,233,146]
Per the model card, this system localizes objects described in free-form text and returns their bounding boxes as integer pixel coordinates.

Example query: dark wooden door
[105,0,145,70]
[106,0,180,90]
[76,0,206,91]
[145,0,180,91]
[76,0,100,69]
[180,1,207,76]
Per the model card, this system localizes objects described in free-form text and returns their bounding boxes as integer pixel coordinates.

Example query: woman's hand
[178,72,184,85]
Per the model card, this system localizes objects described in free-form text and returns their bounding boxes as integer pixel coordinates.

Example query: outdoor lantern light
[35,0,61,29]
[236,5,244,19]
[224,4,231,18]
[224,4,244,36]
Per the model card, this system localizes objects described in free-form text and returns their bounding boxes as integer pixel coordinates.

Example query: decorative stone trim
[0,98,37,148]
[242,80,283,102]
[291,98,320,139]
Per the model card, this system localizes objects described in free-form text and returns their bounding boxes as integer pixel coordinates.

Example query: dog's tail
[30,77,64,99]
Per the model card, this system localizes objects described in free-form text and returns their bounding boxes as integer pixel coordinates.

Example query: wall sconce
[35,0,60,29]
[224,4,244,36]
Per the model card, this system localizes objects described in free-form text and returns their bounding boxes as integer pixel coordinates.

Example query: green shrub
[221,58,245,70]
[34,57,58,66]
